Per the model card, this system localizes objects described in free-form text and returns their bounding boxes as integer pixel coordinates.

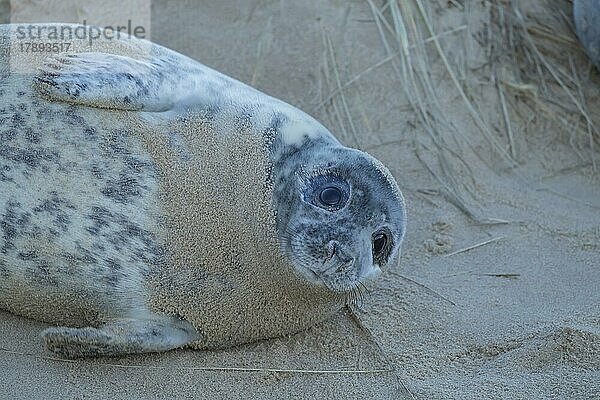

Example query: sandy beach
[0,0,599,399]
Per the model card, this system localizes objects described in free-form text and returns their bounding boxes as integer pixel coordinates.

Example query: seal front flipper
[33,52,187,112]
[41,317,200,358]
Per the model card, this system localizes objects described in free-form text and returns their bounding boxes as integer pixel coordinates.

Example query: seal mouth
[324,259,354,275]
[295,260,357,292]
[283,236,361,292]
[313,259,359,292]
[302,266,321,281]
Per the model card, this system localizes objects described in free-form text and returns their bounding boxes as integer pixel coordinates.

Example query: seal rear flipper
[33,52,184,112]
[41,317,200,358]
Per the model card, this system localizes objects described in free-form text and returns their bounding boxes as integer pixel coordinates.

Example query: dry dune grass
[344,0,599,223]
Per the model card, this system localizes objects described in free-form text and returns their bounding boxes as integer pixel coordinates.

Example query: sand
[0,0,599,399]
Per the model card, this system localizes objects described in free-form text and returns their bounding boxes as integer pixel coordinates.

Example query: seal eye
[303,174,349,211]
[319,186,342,206]
[373,232,387,254]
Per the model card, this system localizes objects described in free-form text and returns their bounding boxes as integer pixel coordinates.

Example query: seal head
[274,144,406,293]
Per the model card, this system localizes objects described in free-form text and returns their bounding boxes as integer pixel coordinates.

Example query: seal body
[0,24,406,357]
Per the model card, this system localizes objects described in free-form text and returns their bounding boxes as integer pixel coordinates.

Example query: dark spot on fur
[100,258,122,287]
[90,163,104,179]
[63,106,86,126]
[124,156,153,174]
[200,103,221,121]
[83,205,166,271]
[85,206,112,236]
[101,173,140,203]
[0,128,17,142]
[10,112,25,127]
[264,112,288,159]
[0,258,9,278]
[73,243,99,265]
[0,146,59,169]
[67,86,81,98]
[234,107,254,133]
[25,127,41,143]
[26,262,59,286]
[36,105,53,121]
[0,164,13,182]
[0,200,31,253]
[100,130,132,156]
[266,112,287,135]
[93,243,106,252]
[33,192,75,232]
[18,250,38,260]
[83,126,97,140]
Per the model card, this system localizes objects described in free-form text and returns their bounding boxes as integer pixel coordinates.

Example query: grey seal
[0,23,406,358]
